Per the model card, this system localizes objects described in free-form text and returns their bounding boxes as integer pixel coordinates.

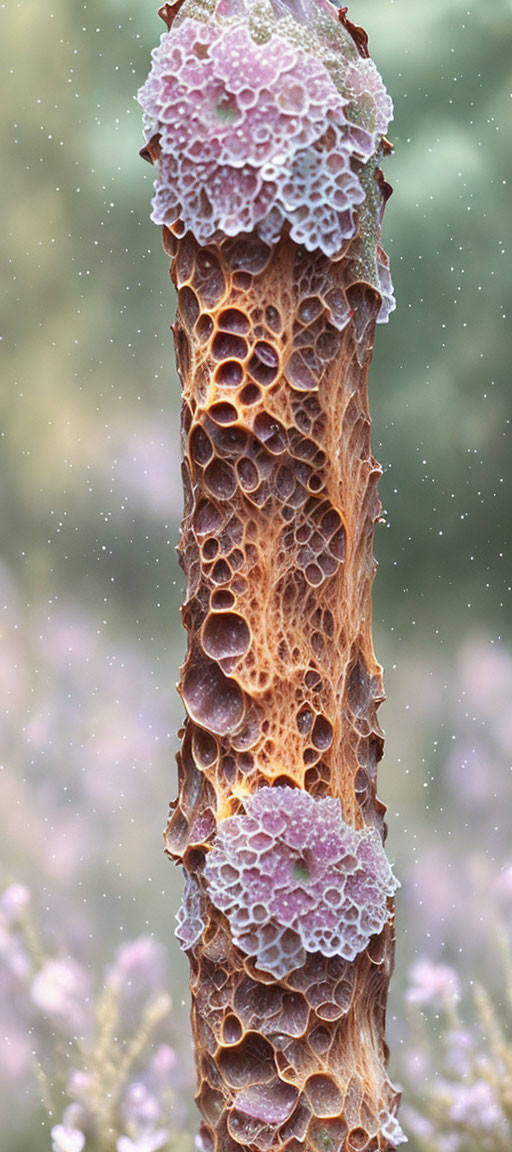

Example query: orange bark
[139,1,402,1146]
[163,225,400,1150]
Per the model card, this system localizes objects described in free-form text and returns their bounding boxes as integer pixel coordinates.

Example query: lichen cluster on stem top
[138,0,394,278]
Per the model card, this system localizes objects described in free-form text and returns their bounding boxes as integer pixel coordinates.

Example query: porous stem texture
[139,1,402,1148]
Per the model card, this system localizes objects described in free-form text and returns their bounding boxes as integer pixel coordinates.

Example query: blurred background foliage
[1,0,511,1149]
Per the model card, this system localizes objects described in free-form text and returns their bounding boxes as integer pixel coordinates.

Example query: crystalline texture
[175,871,205,949]
[344,58,394,159]
[379,1110,408,1146]
[137,3,394,265]
[203,786,399,978]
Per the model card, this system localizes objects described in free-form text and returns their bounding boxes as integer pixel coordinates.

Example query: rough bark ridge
[139,1,402,1148]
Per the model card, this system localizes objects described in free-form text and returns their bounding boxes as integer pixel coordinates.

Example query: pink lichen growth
[175,872,205,950]
[137,3,393,261]
[203,786,398,978]
[379,1110,408,1147]
[344,58,394,159]
[376,245,395,323]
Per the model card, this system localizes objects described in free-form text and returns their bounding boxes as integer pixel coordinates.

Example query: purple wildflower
[31,958,91,1033]
[406,958,460,1007]
[50,1125,86,1152]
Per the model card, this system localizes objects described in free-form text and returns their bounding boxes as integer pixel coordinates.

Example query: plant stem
[140,1,400,1147]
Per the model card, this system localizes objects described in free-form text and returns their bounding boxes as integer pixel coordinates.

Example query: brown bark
[162,224,400,1149]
